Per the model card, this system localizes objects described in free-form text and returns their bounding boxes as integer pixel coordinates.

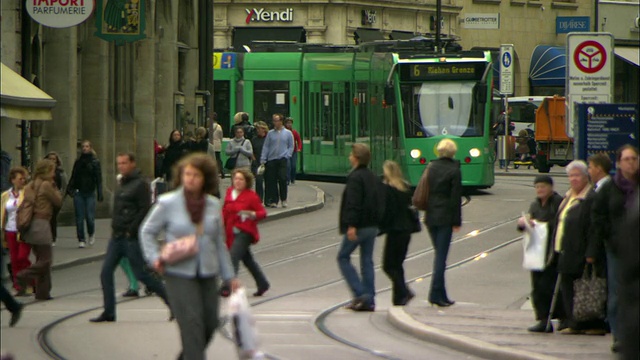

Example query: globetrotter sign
[245,8,294,23]
[566,32,614,137]
[27,0,95,28]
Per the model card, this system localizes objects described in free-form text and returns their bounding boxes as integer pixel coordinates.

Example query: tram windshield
[401,81,484,138]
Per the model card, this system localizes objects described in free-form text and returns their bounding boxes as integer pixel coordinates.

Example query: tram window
[357,82,368,138]
[213,80,231,130]
[254,81,289,128]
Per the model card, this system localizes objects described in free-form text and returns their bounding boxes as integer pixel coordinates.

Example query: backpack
[17,182,41,233]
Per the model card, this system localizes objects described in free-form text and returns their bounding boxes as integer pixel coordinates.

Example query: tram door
[253,81,289,128]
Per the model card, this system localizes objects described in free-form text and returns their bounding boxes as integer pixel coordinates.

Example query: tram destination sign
[576,103,638,164]
[401,62,485,81]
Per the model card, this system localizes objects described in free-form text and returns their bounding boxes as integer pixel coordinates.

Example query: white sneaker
[79,241,86,248]
[281,201,288,208]
[88,235,96,246]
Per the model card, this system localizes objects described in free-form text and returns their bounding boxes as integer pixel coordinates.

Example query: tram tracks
[34,214,520,360]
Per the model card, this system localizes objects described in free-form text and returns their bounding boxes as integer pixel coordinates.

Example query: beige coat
[209,122,223,151]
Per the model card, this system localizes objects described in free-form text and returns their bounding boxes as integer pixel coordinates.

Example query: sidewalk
[388,299,614,360]
[49,180,324,271]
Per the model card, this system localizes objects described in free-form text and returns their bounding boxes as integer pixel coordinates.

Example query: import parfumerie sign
[27,0,95,28]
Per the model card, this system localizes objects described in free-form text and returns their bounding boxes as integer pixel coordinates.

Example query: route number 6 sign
[566,32,614,137]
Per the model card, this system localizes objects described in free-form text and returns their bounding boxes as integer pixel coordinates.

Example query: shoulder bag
[225,139,246,170]
[573,263,607,322]
[412,164,430,211]
[17,181,43,233]
[160,222,203,265]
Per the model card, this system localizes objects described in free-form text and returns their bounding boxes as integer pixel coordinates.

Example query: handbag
[160,222,203,265]
[412,164,430,211]
[409,206,421,233]
[229,287,263,359]
[572,263,607,322]
[225,139,246,170]
[17,181,43,233]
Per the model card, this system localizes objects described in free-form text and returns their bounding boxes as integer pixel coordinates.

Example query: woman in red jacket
[223,168,270,296]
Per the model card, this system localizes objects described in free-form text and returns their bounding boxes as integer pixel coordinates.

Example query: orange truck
[534,96,574,173]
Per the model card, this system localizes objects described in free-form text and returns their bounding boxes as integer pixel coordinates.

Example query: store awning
[529,45,566,87]
[615,47,639,67]
[1,63,56,121]
[354,28,385,44]
[389,30,417,40]
[233,27,306,52]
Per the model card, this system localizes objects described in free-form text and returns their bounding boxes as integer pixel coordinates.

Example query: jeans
[383,231,412,305]
[265,158,288,205]
[605,246,619,339]
[337,226,378,305]
[100,236,169,317]
[73,191,96,241]
[427,225,453,303]
[229,231,269,290]
[287,151,298,184]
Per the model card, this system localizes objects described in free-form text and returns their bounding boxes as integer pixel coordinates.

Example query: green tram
[213,40,495,188]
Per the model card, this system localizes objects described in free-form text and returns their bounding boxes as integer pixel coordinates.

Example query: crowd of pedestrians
[517,145,639,358]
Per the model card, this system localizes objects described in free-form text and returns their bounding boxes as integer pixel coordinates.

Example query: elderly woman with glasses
[552,160,605,335]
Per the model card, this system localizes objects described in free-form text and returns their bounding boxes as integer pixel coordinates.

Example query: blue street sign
[221,53,236,69]
[576,103,639,166]
[501,52,512,68]
[556,17,590,34]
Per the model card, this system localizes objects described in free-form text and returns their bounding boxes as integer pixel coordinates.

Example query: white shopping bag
[228,287,264,360]
[521,214,549,271]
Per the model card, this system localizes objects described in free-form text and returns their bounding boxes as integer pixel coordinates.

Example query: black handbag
[572,264,607,322]
[409,206,421,233]
[225,139,246,170]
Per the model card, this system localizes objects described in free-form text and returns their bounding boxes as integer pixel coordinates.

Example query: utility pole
[435,0,442,52]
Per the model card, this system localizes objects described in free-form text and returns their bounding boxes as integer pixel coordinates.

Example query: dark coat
[552,186,601,275]
[518,192,563,265]
[111,170,151,240]
[588,178,627,259]
[339,166,381,234]
[162,141,187,180]
[424,158,462,227]
[68,153,102,198]
[380,183,413,234]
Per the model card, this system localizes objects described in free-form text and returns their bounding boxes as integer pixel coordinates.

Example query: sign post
[566,33,614,139]
[500,44,514,171]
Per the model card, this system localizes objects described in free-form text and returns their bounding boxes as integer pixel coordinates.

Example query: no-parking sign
[566,33,614,137]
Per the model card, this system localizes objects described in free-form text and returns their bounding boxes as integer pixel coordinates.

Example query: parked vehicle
[534,96,573,173]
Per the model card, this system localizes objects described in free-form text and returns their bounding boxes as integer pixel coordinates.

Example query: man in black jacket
[90,152,170,323]
[517,175,564,332]
[338,144,381,312]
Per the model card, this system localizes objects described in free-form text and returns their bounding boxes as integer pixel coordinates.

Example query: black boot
[528,320,553,333]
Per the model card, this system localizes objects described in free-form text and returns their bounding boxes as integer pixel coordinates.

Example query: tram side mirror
[475,82,488,104]
[384,85,396,106]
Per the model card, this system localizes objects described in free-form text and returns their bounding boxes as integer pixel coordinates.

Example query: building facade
[1,0,213,219]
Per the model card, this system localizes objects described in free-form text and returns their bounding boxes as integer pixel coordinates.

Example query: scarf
[614,171,637,209]
[184,189,205,224]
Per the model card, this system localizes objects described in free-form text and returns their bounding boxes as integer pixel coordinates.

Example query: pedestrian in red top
[284,117,302,185]
[223,168,270,296]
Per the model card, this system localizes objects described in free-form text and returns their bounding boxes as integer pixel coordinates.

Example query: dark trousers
[17,244,52,300]
[165,275,219,360]
[530,257,565,321]
[251,163,264,202]
[427,225,453,303]
[560,271,607,330]
[287,151,298,184]
[230,231,269,290]
[0,255,21,313]
[100,236,169,317]
[214,151,224,178]
[265,158,287,205]
[383,231,412,305]
[50,207,60,242]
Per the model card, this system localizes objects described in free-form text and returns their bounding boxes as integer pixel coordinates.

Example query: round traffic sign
[573,40,607,74]
[501,52,512,68]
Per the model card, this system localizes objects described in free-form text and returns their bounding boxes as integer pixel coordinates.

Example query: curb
[51,185,326,272]
[387,307,563,360]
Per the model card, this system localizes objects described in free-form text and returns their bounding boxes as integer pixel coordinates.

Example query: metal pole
[435,0,442,53]
[503,96,509,172]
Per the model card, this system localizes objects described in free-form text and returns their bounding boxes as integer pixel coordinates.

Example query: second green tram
[213,41,495,188]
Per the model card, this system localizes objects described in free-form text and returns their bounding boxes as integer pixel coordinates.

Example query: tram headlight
[469,148,481,158]
[410,149,421,159]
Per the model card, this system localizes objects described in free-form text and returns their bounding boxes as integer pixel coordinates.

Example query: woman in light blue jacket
[140,153,239,360]
[225,126,254,169]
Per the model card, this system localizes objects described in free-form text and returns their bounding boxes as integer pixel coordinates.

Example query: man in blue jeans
[67,140,103,248]
[90,152,170,323]
[337,144,381,311]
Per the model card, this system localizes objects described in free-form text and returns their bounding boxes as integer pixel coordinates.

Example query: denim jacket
[139,188,234,281]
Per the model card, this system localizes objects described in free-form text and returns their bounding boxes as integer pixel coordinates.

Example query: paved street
[1,169,619,359]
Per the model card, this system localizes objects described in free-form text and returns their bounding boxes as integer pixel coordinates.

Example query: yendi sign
[245,8,294,23]
[27,0,94,28]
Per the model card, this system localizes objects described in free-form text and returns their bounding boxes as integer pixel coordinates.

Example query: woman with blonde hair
[17,159,62,300]
[380,160,415,305]
[44,151,67,246]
